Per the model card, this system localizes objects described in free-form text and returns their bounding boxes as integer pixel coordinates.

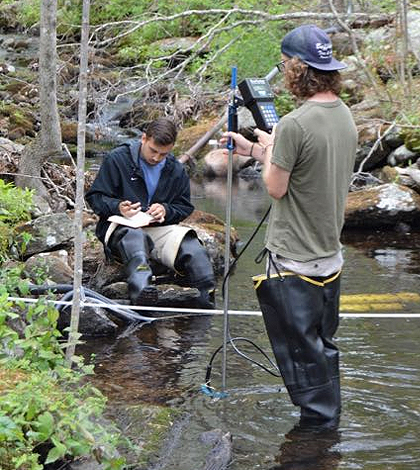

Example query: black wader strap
[254,247,268,265]
[267,250,285,281]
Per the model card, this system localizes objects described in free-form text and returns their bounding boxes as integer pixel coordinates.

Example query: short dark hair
[144,118,178,146]
[284,57,342,99]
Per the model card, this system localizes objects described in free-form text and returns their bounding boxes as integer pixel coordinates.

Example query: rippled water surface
[81,178,420,469]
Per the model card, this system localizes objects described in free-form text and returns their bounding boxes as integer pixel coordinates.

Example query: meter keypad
[259,103,279,127]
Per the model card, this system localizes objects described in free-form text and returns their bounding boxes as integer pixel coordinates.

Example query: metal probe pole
[221,66,237,391]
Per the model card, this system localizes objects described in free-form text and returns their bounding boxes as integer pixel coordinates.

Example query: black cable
[220,205,271,297]
[203,205,283,394]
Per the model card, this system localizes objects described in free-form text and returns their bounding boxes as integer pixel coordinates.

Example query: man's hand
[219,132,252,156]
[254,127,275,149]
[220,128,276,162]
[147,203,166,223]
[119,200,141,217]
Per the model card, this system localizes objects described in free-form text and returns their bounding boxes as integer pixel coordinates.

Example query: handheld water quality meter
[238,78,279,132]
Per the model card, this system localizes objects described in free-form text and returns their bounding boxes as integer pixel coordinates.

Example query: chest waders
[108,226,158,305]
[253,268,341,423]
[107,226,215,308]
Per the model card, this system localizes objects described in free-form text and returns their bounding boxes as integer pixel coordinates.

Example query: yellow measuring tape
[340,292,420,312]
[252,272,420,313]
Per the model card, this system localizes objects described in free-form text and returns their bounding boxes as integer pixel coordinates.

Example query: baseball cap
[281,24,346,71]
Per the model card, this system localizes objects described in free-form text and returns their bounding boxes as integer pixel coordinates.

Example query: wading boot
[126,256,158,305]
[253,270,342,423]
[109,226,158,306]
[175,234,216,309]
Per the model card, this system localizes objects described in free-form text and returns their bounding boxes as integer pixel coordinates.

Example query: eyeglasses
[276,60,288,72]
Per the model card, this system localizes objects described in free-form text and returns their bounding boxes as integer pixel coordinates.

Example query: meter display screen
[247,79,274,99]
[238,77,279,132]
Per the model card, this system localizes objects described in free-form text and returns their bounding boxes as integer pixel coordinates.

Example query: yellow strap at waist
[252,270,341,289]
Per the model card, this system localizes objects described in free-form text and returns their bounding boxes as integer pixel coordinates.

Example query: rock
[58,305,119,337]
[345,183,420,229]
[0,3,20,32]
[31,194,53,217]
[0,136,24,154]
[341,79,364,105]
[380,165,420,194]
[387,145,419,167]
[383,127,405,149]
[23,250,73,284]
[182,209,239,271]
[203,149,254,177]
[17,212,75,257]
[68,458,103,470]
[101,281,129,299]
[0,62,15,74]
[200,429,233,470]
[354,121,393,171]
[355,144,389,172]
[80,209,237,313]
[88,258,125,292]
[407,11,420,57]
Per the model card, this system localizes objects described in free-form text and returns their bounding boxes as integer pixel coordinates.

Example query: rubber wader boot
[109,226,158,305]
[253,272,342,423]
[175,234,216,309]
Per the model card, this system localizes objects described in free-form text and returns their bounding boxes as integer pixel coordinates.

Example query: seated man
[86,117,215,308]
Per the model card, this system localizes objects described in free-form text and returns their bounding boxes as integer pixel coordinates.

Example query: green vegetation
[0,181,34,263]
[0,268,126,469]
[0,0,397,84]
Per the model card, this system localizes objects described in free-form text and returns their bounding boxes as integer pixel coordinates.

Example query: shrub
[0,180,34,263]
[0,271,125,470]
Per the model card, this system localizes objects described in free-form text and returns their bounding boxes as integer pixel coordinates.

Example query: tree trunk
[15,0,62,198]
[65,0,91,366]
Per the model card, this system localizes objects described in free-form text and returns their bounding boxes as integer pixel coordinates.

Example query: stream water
[79,176,420,470]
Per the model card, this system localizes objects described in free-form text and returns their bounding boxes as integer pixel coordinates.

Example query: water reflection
[79,315,212,405]
[269,423,341,470]
[191,176,269,224]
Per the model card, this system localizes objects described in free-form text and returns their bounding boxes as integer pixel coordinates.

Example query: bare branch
[358,121,396,173]
[327,0,384,97]
[93,8,378,47]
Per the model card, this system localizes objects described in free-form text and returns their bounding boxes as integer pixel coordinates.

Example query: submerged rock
[200,428,233,470]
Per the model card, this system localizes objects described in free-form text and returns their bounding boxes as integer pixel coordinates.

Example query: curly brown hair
[283,57,342,99]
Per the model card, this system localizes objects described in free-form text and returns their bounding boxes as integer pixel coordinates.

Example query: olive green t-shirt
[266,99,357,262]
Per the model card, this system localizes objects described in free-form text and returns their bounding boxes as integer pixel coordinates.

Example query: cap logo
[315,42,332,61]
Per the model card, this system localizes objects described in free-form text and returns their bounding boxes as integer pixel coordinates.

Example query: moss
[116,403,181,467]
[0,103,36,137]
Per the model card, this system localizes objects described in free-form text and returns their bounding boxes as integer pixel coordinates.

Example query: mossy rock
[0,3,20,31]
[174,117,220,156]
[113,403,181,467]
[402,130,420,153]
[0,103,37,139]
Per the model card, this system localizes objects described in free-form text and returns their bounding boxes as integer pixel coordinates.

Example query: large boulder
[202,149,254,177]
[58,305,119,337]
[17,213,74,257]
[23,250,73,284]
[345,183,420,229]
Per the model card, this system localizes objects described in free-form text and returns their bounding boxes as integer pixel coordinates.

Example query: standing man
[86,117,215,308]
[224,24,357,425]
